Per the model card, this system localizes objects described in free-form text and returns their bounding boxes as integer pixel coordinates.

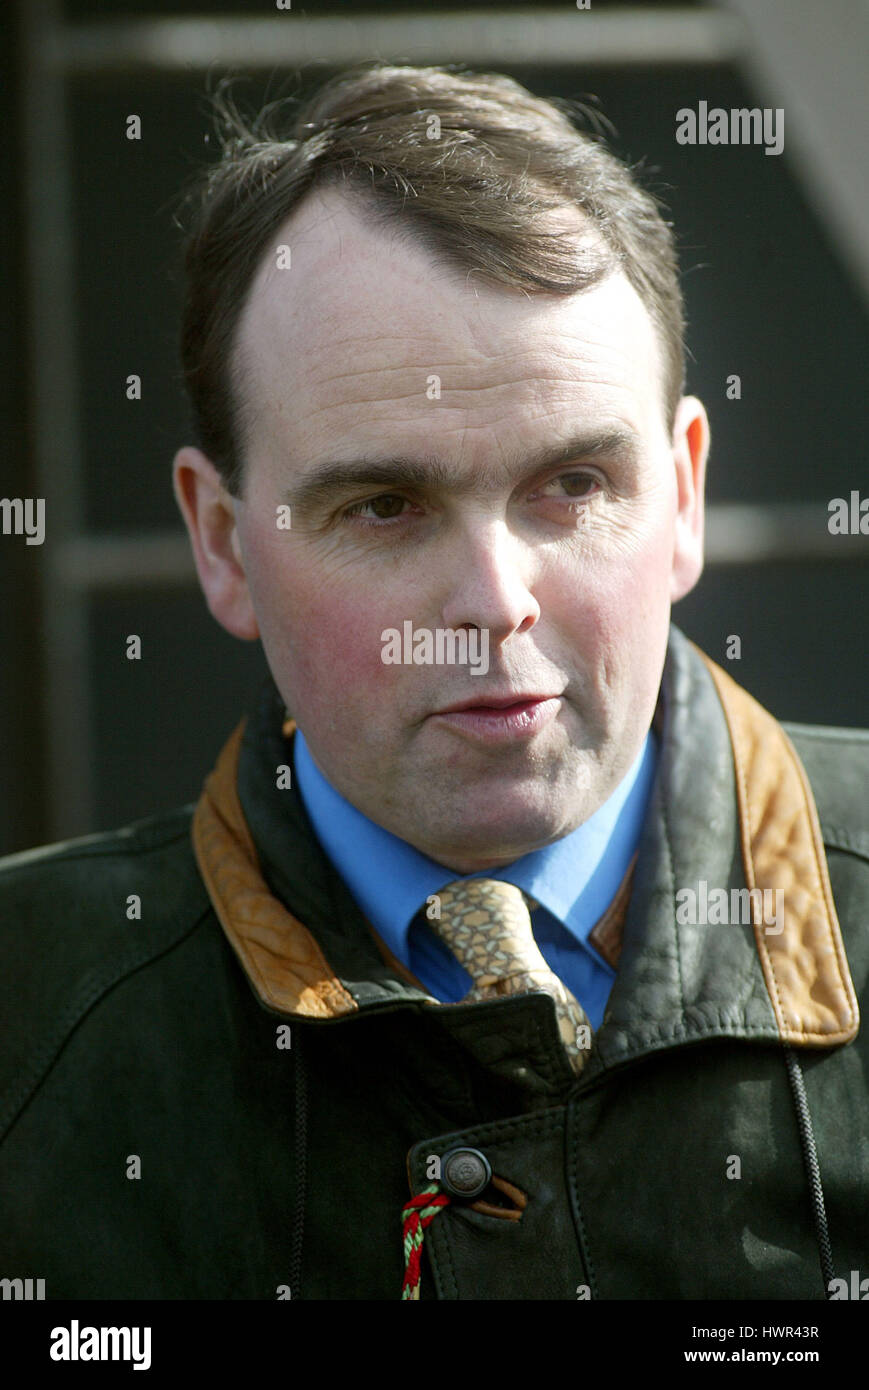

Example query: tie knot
[425,876,595,1074]
[429,877,544,990]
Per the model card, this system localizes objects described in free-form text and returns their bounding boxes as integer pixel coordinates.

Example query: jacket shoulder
[0,803,207,918]
[0,807,213,1136]
[784,722,869,858]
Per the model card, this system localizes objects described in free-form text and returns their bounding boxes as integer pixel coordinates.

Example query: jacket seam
[659,781,688,1020]
[0,903,215,1144]
[0,818,194,879]
[821,827,869,863]
[785,725,869,744]
[529,1006,574,1091]
[600,1019,783,1052]
[566,1109,599,1299]
[434,1211,461,1300]
[417,1107,566,1154]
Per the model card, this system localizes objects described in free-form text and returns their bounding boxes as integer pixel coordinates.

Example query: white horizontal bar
[704,502,868,563]
[54,532,195,589]
[51,9,744,76]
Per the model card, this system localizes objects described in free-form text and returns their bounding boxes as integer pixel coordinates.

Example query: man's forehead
[233,185,664,457]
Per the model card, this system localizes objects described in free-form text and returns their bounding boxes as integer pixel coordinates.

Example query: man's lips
[428,693,563,744]
[433,692,561,715]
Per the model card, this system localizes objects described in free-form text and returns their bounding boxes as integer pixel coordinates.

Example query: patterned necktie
[428,878,592,1075]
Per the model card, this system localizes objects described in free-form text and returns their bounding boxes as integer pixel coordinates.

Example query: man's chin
[404,799,595,874]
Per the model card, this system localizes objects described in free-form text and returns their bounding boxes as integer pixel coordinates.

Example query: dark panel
[89,590,269,832]
[0,2,45,855]
[70,78,209,531]
[675,560,869,728]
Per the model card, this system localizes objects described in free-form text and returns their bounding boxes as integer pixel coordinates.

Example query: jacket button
[440,1147,492,1199]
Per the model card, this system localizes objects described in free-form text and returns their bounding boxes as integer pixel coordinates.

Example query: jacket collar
[192,626,858,1066]
[590,627,859,1073]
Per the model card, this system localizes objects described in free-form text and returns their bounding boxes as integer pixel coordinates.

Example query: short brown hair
[178,62,685,495]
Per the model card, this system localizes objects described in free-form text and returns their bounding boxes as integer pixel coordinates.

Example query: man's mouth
[429,693,563,743]
[434,692,561,715]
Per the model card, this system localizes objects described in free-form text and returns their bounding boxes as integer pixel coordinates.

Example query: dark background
[2,0,867,856]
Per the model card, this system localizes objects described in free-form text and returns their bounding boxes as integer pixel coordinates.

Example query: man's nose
[438,519,540,642]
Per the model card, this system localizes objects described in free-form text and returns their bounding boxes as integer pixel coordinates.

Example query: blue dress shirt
[293,727,658,1030]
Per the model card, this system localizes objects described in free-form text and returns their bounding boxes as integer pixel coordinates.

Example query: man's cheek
[289,592,397,695]
[605,538,673,625]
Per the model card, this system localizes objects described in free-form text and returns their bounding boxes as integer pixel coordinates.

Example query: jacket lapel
[587,628,858,1076]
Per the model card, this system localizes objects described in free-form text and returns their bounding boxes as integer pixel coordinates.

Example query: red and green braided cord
[401,1184,451,1300]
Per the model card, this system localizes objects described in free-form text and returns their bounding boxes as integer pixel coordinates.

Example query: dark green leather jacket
[1,626,867,1300]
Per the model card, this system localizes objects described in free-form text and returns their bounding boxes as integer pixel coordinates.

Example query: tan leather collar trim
[192,720,357,1019]
[698,648,859,1046]
[588,853,636,970]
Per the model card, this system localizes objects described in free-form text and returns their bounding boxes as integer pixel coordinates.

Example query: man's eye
[342,494,409,522]
[538,472,599,500]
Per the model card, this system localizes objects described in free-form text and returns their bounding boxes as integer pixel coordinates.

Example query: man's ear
[172,447,260,640]
[669,395,709,603]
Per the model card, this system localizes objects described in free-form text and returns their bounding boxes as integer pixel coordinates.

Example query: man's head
[174,63,708,872]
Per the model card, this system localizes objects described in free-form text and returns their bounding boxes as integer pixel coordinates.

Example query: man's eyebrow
[282,428,641,513]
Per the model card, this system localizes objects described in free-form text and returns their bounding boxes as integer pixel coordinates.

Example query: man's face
[197,186,705,872]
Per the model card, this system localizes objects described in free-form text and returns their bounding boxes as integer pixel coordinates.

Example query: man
[1,62,867,1302]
